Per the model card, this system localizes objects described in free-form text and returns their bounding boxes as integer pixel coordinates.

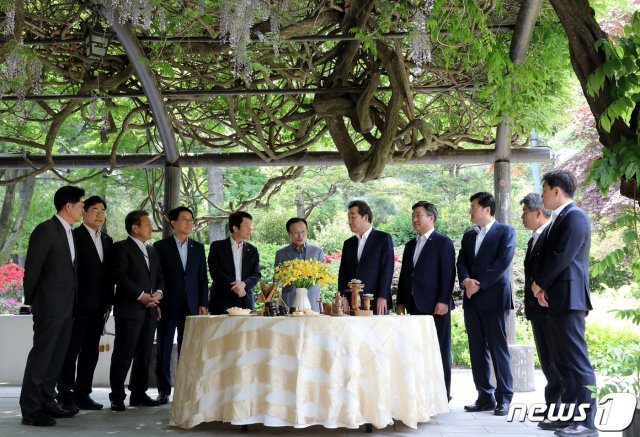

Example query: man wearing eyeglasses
[153,206,208,405]
[397,201,455,401]
[274,217,325,311]
[57,196,114,413]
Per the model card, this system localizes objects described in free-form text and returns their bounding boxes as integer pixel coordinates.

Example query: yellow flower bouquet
[273,258,334,289]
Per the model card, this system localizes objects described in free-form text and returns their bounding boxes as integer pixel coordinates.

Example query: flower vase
[293,287,312,311]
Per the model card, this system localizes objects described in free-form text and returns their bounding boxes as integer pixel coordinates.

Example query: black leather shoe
[43,403,78,418]
[21,412,56,426]
[157,393,170,405]
[538,419,572,430]
[494,402,510,416]
[130,394,161,407]
[110,400,126,412]
[75,396,103,410]
[61,401,80,415]
[554,423,599,436]
[464,399,497,412]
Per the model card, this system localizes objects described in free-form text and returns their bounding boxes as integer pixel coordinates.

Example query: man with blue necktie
[457,192,515,416]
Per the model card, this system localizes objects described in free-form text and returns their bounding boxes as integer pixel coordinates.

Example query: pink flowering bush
[0,263,25,314]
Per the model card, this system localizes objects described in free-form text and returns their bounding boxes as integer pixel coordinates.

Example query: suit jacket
[74,225,114,316]
[23,216,78,319]
[274,243,325,306]
[533,202,592,314]
[337,228,394,303]
[523,227,548,321]
[397,231,456,314]
[111,237,164,320]
[457,221,515,312]
[208,237,261,313]
[154,236,208,318]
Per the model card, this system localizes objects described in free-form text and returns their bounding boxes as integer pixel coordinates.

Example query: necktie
[68,228,76,263]
[95,231,104,262]
[474,227,487,256]
[413,236,426,266]
[142,244,150,269]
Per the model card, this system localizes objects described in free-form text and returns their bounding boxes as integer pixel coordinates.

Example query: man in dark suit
[109,210,164,411]
[154,206,208,404]
[520,193,569,431]
[532,170,597,437]
[208,211,261,314]
[397,201,455,400]
[20,185,85,427]
[338,200,394,315]
[457,192,515,416]
[57,196,113,412]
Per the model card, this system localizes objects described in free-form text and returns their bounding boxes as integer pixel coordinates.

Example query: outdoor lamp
[84,24,111,61]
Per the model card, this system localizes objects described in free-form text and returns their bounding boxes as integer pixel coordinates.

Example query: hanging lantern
[84,24,111,61]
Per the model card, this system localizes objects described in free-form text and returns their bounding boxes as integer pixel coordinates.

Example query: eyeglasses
[178,218,194,224]
[290,231,307,236]
[411,213,432,219]
[87,207,106,216]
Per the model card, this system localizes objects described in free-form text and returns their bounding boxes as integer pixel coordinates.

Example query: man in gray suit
[274,217,325,311]
[20,185,85,427]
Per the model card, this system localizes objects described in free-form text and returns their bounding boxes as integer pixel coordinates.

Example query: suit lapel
[548,202,574,238]
[358,229,375,265]
[474,225,495,259]
[78,225,102,263]
[128,237,150,273]
[168,236,186,273]
[415,232,436,267]
[52,216,75,268]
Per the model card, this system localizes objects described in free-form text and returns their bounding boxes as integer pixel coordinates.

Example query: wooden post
[163,165,181,238]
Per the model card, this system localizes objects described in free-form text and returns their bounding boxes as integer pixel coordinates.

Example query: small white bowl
[227,308,252,316]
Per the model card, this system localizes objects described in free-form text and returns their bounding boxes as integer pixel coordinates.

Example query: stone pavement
[0,369,621,436]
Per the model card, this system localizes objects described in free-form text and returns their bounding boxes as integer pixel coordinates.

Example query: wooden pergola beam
[0,148,551,170]
[0,86,474,102]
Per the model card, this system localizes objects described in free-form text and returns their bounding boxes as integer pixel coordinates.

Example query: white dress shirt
[130,236,150,269]
[55,214,75,263]
[547,200,572,233]
[413,229,434,266]
[531,221,550,252]
[474,219,495,256]
[230,238,244,282]
[356,227,373,263]
[84,223,104,262]
[174,235,188,270]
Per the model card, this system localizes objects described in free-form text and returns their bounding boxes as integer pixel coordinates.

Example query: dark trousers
[57,314,104,401]
[548,310,597,428]
[530,316,565,406]
[109,315,157,401]
[407,297,452,400]
[463,303,513,404]
[20,316,74,415]
[155,302,188,395]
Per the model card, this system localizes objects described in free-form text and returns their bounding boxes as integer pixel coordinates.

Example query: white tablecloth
[170,315,448,429]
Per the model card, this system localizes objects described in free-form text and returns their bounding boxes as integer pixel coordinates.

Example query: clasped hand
[462,278,480,298]
[230,281,247,297]
[140,291,162,308]
[531,281,549,307]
